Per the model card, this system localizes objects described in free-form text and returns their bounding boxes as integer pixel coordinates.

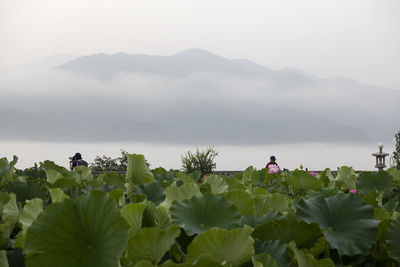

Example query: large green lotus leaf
[15,198,43,249]
[49,188,70,203]
[136,181,166,205]
[2,193,19,233]
[54,177,79,188]
[142,202,158,227]
[335,166,357,190]
[301,236,328,259]
[0,156,17,186]
[126,154,154,185]
[186,226,254,266]
[108,188,125,206]
[204,175,229,194]
[255,240,291,267]
[252,253,279,267]
[288,242,335,267]
[98,171,126,188]
[41,160,74,179]
[318,168,335,187]
[242,166,257,184]
[0,224,9,249]
[161,182,201,210]
[253,212,321,248]
[157,206,172,229]
[170,193,241,236]
[0,192,10,218]
[45,169,65,184]
[374,208,393,243]
[4,179,50,204]
[74,166,93,183]
[24,190,129,267]
[134,259,193,267]
[127,224,181,265]
[121,203,147,237]
[285,170,323,195]
[254,193,290,216]
[224,190,255,215]
[296,194,379,256]
[387,218,400,263]
[356,171,394,195]
[241,211,284,228]
[20,198,43,233]
[0,250,9,267]
[387,168,400,185]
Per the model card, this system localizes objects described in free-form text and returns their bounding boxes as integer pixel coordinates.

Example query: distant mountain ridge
[56,48,317,86]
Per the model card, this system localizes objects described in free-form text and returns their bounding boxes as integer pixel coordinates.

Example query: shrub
[181,147,218,177]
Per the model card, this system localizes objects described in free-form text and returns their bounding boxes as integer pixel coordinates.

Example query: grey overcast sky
[1,0,399,89]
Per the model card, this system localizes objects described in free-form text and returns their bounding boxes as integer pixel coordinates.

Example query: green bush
[181,147,218,177]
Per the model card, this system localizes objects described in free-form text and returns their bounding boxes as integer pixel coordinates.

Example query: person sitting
[266,155,280,170]
[69,152,88,170]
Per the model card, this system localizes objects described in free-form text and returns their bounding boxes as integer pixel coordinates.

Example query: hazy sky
[1,0,399,89]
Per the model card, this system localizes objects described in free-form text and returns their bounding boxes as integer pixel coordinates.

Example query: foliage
[0,154,400,266]
[393,130,400,169]
[89,149,129,171]
[181,147,218,177]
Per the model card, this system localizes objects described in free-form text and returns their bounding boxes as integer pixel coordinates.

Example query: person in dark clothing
[69,152,88,170]
[266,155,280,169]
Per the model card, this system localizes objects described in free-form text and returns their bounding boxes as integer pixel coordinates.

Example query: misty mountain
[56,49,316,88]
[0,49,399,145]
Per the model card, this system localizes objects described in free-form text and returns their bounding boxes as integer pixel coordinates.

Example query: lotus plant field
[1,154,400,267]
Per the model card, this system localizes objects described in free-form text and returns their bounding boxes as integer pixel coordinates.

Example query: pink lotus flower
[349,189,357,195]
[268,165,280,174]
[309,171,317,176]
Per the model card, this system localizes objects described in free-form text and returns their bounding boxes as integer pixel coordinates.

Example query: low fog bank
[0,52,399,145]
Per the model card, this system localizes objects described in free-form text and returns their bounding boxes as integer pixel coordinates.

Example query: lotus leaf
[108,188,125,206]
[224,189,255,215]
[335,166,357,190]
[99,171,125,187]
[288,242,335,267]
[285,170,323,195]
[186,226,254,266]
[296,194,379,256]
[24,190,129,267]
[127,224,180,265]
[252,253,279,267]
[356,171,394,195]
[161,182,201,210]
[387,218,400,263]
[170,193,241,235]
[4,179,50,204]
[254,193,290,216]
[0,250,8,267]
[0,224,9,249]
[157,206,172,229]
[2,194,19,233]
[240,211,284,228]
[204,175,228,194]
[253,212,321,248]
[255,240,291,267]
[49,188,70,203]
[136,181,166,205]
[126,154,154,185]
[121,203,147,236]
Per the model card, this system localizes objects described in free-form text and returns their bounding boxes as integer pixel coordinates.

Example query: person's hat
[74,152,82,159]
[270,156,276,160]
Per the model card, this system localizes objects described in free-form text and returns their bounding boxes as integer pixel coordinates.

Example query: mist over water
[0,141,394,171]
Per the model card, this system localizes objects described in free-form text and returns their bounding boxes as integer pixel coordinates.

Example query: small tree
[393,130,400,169]
[181,147,218,177]
[90,149,128,172]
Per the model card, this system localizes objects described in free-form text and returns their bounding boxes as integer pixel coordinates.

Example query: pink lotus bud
[349,189,357,195]
[309,171,317,176]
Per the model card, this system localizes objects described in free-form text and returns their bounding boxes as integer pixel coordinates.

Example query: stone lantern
[372,143,389,170]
